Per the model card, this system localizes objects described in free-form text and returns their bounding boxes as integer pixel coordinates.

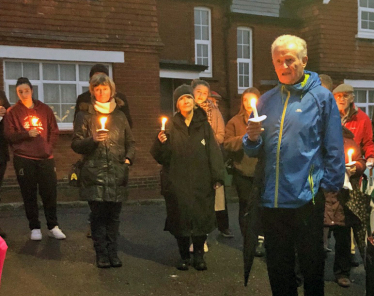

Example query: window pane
[202,44,208,58]
[8,85,17,104]
[361,0,368,7]
[79,65,93,81]
[194,10,201,25]
[237,45,243,59]
[60,84,76,103]
[237,30,242,44]
[60,104,75,123]
[244,75,249,87]
[369,90,374,102]
[43,64,59,80]
[60,64,76,81]
[369,0,374,8]
[369,21,374,29]
[32,86,39,101]
[355,90,367,103]
[5,61,22,79]
[369,105,374,119]
[201,11,209,25]
[195,25,201,40]
[243,31,250,45]
[363,11,369,21]
[44,84,60,103]
[202,58,209,66]
[362,20,369,29]
[23,63,39,80]
[243,45,250,59]
[197,57,203,65]
[202,26,209,40]
[48,104,61,122]
[82,86,89,93]
[197,44,202,57]
[244,63,249,75]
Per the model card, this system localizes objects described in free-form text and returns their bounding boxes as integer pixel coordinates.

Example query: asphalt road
[0,203,366,296]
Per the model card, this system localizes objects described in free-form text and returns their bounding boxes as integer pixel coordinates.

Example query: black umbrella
[243,149,265,287]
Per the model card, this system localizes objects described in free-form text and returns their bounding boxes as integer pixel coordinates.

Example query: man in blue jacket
[243,35,345,296]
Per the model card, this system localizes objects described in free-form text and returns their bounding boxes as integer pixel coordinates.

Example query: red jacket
[344,105,374,160]
[4,100,59,160]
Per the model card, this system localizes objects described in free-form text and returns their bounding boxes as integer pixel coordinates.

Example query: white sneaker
[30,229,42,241]
[48,226,66,239]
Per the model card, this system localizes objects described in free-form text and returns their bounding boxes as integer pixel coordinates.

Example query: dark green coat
[150,107,225,236]
[72,102,135,202]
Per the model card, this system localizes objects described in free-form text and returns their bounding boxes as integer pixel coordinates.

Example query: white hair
[271,35,307,59]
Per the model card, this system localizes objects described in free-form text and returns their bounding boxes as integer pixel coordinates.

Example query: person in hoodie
[72,73,135,269]
[243,35,345,296]
[4,77,66,241]
[223,87,265,256]
[324,126,366,288]
[150,84,225,271]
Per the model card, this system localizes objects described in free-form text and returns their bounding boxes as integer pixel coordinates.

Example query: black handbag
[68,159,83,187]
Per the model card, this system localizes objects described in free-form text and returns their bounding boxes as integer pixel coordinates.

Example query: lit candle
[100,117,107,130]
[31,118,38,127]
[161,117,168,131]
[348,149,354,164]
[250,98,259,118]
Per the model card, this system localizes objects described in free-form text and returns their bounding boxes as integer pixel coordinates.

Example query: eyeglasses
[334,93,353,100]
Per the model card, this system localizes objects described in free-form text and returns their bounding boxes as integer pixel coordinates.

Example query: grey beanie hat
[173,84,194,108]
[333,83,354,94]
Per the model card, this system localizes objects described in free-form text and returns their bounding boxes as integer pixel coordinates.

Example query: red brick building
[1,0,374,197]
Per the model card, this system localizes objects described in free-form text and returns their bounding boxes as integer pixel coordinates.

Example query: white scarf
[94,98,116,114]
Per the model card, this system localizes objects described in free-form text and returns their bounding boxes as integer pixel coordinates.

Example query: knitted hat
[173,84,194,108]
[333,84,354,94]
[89,64,109,78]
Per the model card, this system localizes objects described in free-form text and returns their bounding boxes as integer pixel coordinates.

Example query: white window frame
[237,27,253,94]
[357,0,374,39]
[194,7,212,78]
[344,79,374,117]
[0,46,124,130]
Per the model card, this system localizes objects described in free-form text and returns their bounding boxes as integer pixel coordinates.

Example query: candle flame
[250,98,257,109]
[100,117,107,130]
[348,149,354,157]
[162,117,167,125]
[31,118,38,126]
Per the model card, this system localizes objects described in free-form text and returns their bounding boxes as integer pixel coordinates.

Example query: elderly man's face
[272,43,308,85]
[334,92,354,113]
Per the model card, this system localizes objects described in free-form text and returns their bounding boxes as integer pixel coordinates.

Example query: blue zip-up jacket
[243,71,345,209]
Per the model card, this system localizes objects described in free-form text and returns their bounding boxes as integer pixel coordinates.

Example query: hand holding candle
[346,148,356,167]
[248,98,267,123]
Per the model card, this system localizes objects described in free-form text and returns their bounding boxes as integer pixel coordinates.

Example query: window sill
[356,31,374,40]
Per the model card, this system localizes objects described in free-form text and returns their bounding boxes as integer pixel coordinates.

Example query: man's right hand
[28,128,40,138]
[246,121,264,142]
[158,131,167,143]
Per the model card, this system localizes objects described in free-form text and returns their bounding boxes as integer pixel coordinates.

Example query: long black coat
[150,107,225,236]
[71,101,135,202]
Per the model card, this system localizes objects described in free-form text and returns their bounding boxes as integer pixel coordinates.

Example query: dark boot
[96,252,111,268]
[193,250,207,271]
[176,236,190,271]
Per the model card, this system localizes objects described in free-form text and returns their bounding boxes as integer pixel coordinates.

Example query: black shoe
[96,254,111,268]
[255,241,265,257]
[108,254,122,268]
[193,252,207,271]
[176,258,190,271]
[350,254,359,267]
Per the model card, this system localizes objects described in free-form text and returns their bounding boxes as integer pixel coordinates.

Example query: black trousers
[262,190,325,296]
[331,225,351,278]
[13,156,58,230]
[88,201,122,255]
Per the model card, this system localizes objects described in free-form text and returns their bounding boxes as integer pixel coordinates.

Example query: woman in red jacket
[4,77,66,241]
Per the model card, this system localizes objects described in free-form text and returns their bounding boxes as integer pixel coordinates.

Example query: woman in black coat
[150,84,225,271]
[72,73,135,269]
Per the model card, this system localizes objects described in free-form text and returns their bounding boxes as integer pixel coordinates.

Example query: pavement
[0,198,367,296]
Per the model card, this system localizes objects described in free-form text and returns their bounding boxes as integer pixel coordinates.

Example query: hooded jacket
[4,100,58,160]
[71,100,135,202]
[150,107,225,236]
[343,104,374,160]
[243,71,345,209]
